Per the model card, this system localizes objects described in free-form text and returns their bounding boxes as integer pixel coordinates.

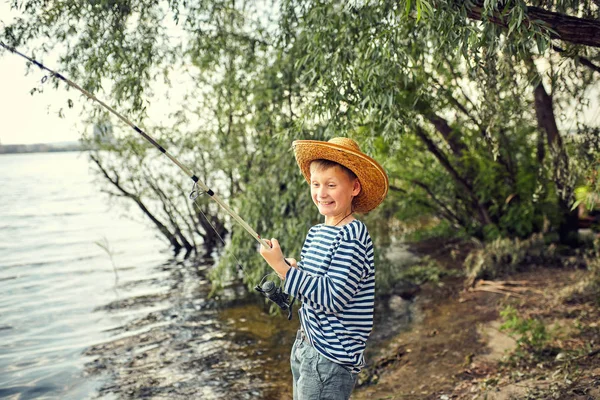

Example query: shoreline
[0,143,83,154]
[353,239,600,399]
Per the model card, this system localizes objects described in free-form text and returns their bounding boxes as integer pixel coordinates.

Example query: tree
[1,0,319,290]
[276,0,599,243]
[2,0,598,293]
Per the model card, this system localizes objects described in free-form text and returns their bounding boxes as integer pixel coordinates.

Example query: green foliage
[401,218,466,243]
[209,137,320,290]
[281,0,597,243]
[375,254,462,297]
[3,0,599,294]
[573,159,600,213]
[500,305,551,355]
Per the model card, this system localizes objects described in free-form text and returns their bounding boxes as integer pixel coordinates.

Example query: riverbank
[353,238,600,399]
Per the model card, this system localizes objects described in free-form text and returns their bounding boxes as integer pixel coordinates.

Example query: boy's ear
[352,179,361,197]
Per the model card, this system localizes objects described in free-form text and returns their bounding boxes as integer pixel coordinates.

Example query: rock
[392,280,421,300]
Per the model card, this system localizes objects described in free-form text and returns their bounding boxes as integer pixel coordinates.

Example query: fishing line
[190,192,288,290]
[190,190,249,276]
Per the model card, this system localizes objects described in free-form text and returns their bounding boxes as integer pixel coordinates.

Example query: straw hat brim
[292,140,389,213]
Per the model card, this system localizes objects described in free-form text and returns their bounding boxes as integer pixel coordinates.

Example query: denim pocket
[296,341,318,361]
[315,353,353,384]
[314,354,356,399]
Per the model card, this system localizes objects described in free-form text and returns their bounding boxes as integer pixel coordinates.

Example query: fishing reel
[255,274,294,320]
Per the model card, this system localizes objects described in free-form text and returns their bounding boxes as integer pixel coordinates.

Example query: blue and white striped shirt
[284,219,375,373]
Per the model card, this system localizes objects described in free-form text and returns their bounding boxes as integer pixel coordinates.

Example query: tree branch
[426,112,469,157]
[410,179,465,226]
[465,2,600,48]
[429,73,481,128]
[414,124,493,226]
[390,185,454,223]
[389,185,407,193]
[552,45,600,74]
[444,59,480,119]
[414,124,470,191]
[147,176,194,253]
[90,154,182,251]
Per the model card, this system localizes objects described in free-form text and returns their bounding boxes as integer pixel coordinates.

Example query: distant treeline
[0,142,85,154]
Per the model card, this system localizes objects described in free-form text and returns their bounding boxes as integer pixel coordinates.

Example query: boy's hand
[259,238,291,279]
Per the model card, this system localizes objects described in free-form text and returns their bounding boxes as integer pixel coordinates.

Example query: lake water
[0,152,299,399]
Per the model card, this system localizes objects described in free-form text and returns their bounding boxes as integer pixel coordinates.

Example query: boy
[260,137,388,400]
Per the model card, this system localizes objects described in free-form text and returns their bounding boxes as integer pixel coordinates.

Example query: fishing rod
[0,41,269,247]
[0,41,295,318]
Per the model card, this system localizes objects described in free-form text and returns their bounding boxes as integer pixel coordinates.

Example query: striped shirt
[284,219,375,374]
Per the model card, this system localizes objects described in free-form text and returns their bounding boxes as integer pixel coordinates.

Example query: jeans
[290,330,358,400]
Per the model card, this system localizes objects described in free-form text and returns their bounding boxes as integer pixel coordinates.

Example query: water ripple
[0,153,299,400]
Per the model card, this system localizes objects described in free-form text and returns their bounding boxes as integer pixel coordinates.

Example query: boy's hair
[310,159,358,181]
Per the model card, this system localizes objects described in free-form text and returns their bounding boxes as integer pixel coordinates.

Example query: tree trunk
[530,75,578,244]
[196,205,228,251]
[533,83,561,148]
[147,179,195,254]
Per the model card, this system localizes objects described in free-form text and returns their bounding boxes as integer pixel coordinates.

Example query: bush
[464,234,553,285]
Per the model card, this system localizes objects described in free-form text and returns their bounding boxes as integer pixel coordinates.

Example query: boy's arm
[283,237,370,314]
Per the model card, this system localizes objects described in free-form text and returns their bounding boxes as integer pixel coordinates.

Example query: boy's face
[309,164,361,219]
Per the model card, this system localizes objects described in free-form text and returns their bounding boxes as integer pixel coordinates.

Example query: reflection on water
[0,152,168,398]
[83,257,299,400]
[0,152,414,399]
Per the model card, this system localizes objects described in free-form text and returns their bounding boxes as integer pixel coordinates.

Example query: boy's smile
[309,164,361,226]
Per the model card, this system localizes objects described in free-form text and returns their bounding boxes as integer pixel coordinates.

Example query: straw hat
[292,137,389,213]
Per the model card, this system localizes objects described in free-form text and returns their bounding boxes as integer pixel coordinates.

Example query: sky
[0,2,200,146]
[0,53,84,145]
[0,2,184,146]
[0,3,83,145]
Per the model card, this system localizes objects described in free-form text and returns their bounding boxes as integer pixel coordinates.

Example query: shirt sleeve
[284,235,368,314]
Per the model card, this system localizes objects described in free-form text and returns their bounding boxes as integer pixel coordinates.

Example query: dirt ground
[353,249,600,399]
